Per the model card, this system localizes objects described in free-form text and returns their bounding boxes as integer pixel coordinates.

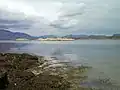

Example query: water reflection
[0,42,28,53]
[0,40,120,87]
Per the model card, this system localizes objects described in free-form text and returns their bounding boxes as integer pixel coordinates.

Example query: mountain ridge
[0,29,33,40]
[0,29,120,40]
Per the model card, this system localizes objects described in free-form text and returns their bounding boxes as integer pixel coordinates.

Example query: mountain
[63,34,111,39]
[113,34,120,37]
[63,34,89,39]
[37,35,58,38]
[112,34,120,39]
[88,35,107,39]
[0,30,120,40]
[0,29,33,40]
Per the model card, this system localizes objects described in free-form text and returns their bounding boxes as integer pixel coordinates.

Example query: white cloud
[0,0,120,35]
[0,0,62,21]
[0,0,86,35]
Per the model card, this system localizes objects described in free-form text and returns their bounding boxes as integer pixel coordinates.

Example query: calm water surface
[0,40,120,84]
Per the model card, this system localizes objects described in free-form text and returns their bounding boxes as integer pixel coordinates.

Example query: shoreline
[0,53,92,90]
[0,53,120,90]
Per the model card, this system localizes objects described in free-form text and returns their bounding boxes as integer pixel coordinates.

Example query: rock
[18,73,71,90]
[0,53,39,90]
[7,71,35,90]
[0,53,91,90]
[0,72,9,89]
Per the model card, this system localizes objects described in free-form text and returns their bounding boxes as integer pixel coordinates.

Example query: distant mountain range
[0,29,33,40]
[0,29,120,40]
[36,35,58,38]
[112,34,120,38]
[63,34,120,39]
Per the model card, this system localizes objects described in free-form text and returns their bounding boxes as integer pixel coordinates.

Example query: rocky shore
[0,53,94,90]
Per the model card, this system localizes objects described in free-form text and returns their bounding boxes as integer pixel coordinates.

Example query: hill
[112,34,120,39]
[63,34,89,39]
[37,35,58,38]
[0,29,33,40]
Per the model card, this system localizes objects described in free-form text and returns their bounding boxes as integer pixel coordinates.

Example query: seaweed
[0,53,96,90]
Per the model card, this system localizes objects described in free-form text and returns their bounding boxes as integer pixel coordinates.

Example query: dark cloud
[0,0,120,35]
[0,10,34,30]
[60,12,83,17]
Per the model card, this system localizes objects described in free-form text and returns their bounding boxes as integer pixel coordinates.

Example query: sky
[0,0,120,36]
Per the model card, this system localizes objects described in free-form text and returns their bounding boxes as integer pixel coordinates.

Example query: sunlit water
[0,40,120,86]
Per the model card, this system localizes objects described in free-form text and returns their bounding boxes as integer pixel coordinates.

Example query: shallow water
[0,40,120,85]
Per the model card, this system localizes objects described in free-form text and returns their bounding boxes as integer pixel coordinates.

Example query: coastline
[0,53,120,90]
[0,53,91,90]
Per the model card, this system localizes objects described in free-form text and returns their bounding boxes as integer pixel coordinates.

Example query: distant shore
[3,37,120,42]
[15,38,120,41]
[1,30,120,41]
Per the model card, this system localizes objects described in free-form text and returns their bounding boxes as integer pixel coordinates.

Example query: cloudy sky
[0,0,120,36]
